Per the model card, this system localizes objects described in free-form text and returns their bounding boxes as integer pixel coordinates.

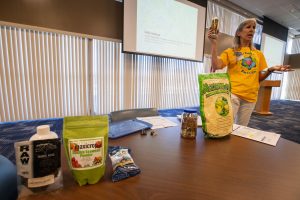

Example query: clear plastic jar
[180,109,198,139]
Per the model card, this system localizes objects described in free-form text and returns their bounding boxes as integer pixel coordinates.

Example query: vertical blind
[121,54,204,109]
[0,26,89,122]
[291,37,300,54]
[281,69,300,100]
[92,39,207,115]
[92,39,124,115]
[0,25,208,121]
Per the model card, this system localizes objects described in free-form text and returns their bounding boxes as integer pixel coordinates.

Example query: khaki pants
[231,94,256,126]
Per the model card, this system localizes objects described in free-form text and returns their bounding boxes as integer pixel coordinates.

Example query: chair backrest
[110,108,159,122]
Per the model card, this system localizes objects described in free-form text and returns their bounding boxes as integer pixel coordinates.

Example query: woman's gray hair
[233,18,257,51]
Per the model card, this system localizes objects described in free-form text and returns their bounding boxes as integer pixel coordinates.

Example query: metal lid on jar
[183,109,197,113]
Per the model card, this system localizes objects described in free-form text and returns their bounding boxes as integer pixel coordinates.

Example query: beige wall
[0,0,123,40]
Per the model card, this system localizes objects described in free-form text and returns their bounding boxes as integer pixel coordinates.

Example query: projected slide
[136,0,198,59]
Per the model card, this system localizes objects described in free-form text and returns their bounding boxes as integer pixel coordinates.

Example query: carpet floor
[248,100,300,144]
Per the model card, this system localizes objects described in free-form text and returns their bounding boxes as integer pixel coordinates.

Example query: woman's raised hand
[270,65,294,72]
[207,28,219,44]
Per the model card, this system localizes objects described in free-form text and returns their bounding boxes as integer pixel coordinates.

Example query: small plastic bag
[63,115,109,186]
[108,146,141,182]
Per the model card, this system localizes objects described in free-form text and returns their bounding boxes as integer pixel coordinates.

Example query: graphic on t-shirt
[241,57,256,70]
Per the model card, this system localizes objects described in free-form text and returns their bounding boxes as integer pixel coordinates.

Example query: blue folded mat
[0,118,63,164]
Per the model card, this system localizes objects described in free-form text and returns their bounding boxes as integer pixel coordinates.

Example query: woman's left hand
[269,65,294,72]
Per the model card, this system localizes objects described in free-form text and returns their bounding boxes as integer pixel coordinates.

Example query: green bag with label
[63,116,108,186]
[198,73,233,138]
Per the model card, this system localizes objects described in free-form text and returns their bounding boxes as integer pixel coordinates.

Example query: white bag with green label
[198,73,233,138]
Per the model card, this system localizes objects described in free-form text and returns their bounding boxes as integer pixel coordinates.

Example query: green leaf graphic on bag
[198,73,233,138]
[63,116,108,186]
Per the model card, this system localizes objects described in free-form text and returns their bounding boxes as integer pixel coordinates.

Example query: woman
[208,18,293,126]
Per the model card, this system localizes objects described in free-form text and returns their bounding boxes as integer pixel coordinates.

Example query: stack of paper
[136,116,178,129]
[232,125,281,146]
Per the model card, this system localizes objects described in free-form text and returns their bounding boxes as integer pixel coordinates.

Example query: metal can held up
[180,109,198,139]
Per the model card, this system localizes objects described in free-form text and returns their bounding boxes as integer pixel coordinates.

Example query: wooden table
[26,118,300,200]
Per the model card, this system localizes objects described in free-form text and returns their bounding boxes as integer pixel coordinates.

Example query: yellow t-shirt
[220,47,268,102]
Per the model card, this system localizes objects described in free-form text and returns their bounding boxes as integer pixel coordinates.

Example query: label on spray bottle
[15,141,33,178]
[15,139,61,188]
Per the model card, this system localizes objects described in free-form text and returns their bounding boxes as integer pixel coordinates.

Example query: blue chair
[0,155,18,200]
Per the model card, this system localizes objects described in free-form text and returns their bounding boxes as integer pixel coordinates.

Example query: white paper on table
[136,116,178,129]
[231,125,281,146]
[233,124,240,131]
[176,115,202,126]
